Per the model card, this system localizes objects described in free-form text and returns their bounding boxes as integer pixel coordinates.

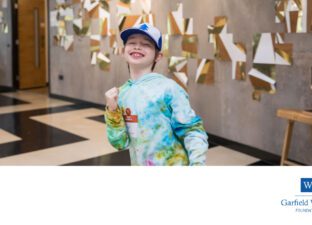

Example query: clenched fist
[105,87,119,111]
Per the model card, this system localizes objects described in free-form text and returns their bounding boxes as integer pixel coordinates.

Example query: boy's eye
[142,42,152,47]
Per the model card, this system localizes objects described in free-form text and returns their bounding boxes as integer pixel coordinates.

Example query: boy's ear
[155,52,163,63]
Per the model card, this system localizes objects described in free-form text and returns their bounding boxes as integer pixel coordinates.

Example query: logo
[139,23,149,31]
[301,178,312,193]
[279,178,312,214]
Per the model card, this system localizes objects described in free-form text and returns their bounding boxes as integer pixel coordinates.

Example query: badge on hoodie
[123,108,139,137]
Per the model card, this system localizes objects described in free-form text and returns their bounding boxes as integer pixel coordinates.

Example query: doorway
[12,0,47,89]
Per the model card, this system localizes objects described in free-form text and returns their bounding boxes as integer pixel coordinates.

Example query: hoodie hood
[127,73,164,86]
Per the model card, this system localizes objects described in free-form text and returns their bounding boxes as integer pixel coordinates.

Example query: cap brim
[120,28,161,51]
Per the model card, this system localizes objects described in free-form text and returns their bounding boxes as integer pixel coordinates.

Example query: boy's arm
[104,107,130,150]
[168,83,209,165]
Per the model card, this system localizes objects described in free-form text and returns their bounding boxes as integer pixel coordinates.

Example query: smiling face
[123,33,162,72]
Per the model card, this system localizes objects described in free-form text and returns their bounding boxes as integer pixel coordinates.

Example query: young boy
[104,23,208,166]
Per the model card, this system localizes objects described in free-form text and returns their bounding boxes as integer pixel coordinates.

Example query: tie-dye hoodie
[104,73,208,166]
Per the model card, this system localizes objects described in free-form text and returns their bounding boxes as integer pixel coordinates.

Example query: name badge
[123,108,139,138]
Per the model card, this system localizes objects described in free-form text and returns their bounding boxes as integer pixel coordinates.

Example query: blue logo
[139,24,149,31]
[301,178,312,192]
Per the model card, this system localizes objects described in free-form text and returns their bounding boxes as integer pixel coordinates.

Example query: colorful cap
[120,23,162,51]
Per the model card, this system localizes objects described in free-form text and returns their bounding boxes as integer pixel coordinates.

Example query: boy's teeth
[132,53,143,57]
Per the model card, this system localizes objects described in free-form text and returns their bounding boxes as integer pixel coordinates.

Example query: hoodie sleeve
[168,83,209,165]
[104,107,130,150]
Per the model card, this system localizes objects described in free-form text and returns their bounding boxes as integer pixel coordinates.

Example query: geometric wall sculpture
[162,34,170,57]
[139,0,152,15]
[249,64,276,101]
[252,33,293,65]
[90,34,101,53]
[232,43,247,81]
[0,0,8,33]
[117,0,153,16]
[83,0,111,36]
[117,0,154,30]
[118,15,142,31]
[0,11,8,34]
[90,35,101,65]
[97,52,111,71]
[275,0,312,33]
[73,17,91,36]
[142,13,155,25]
[195,59,214,85]
[51,1,77,52]
[51,0,115,71]
[249,32,293,101]
[168,56,188,90]
[208,16,231,61]
[182,34,198,58]
[63,35,74,51]
[99,3,111,36]
[168,3,184,35]
[166,2,196,88]
[110,32,123,55]
[118,14,155,31]
[117,0,132,16]
[208,16,247,80]
[168,3,194,35]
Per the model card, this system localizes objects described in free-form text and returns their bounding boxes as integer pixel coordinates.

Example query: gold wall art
[0,10,8,34]
[110,32,123,55]
[208,16,247,80]
[195,59,215,85]
[117,0,132,17]
[162,34,170,57]
[139,0,152,15]
[249,64,276,101]
[252,33,292,65]
[118,14,155,31]
[182,34,198,58]
[48,0,307,101]
[168,56,188,90]
[168,3,194,35]
[249,32,293,100]
[275,0,312,33]
[97,52,111,71]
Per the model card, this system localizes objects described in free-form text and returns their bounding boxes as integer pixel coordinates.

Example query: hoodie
[104,73,208,166]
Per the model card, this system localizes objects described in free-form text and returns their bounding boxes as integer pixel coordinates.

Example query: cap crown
[120,23,162,51]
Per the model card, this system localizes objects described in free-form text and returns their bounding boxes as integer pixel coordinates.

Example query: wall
[49,0,312,164]
[0,0,12,88]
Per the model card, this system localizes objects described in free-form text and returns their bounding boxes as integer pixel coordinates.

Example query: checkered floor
[0,88,274,166]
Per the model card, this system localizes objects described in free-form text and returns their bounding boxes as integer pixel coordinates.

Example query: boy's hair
[151,50,160,71]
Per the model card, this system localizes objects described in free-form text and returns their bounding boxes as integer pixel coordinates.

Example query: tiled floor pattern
[0,88,267,166]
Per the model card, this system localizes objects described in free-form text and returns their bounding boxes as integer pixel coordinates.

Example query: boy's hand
[105,87,119,111]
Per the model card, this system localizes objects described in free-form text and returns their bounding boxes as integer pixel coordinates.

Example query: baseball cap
[120,23,162,51]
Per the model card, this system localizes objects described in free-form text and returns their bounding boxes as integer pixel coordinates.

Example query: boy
[104,23,208,166]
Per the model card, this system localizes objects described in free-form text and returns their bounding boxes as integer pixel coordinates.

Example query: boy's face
[123,34,162,70]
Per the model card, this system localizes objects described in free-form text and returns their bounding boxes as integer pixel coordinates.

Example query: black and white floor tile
[0,88,278,166]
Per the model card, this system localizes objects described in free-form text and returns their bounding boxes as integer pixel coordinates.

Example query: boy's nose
[133,43,142,49]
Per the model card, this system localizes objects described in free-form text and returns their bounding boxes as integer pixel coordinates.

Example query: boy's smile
[129,51,145,59]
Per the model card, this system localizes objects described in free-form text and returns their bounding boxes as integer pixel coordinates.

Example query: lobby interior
[0,0,311,166]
